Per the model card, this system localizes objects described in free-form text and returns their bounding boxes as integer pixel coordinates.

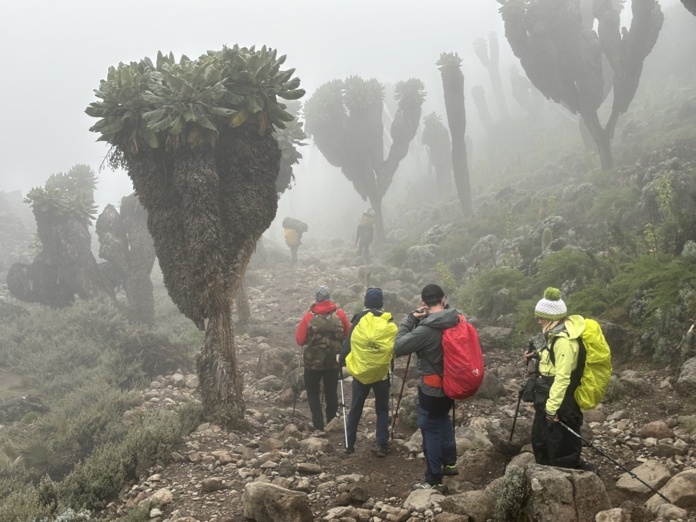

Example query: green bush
[457,267,528,319]
[533,248,604,291]
[0,483,51,521]
[57,409,198,510]
[611,255,696,327]
[0,298,193,398]
[384,240,417,267]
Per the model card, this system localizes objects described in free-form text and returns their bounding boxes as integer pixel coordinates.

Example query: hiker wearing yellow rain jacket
[526,287,594,471]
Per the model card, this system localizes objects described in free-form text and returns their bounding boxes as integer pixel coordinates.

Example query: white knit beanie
[534,287,568,320]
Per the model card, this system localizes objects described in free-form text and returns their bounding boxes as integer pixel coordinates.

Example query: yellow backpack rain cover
[346,312,397,385]
[575,318,612,410]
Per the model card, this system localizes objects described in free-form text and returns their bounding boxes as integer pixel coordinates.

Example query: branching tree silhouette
[304,77,425,241]
[473,33,509,119]
[437,53,472,216]
[86,46,304,427]
[498,0,663,171]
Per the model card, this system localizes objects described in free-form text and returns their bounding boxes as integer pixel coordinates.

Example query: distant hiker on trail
[355,208,376,262]
[340,288,396,458]
[283,217,308,265]
[525,287,595,472]
[393,284,460,493]
[296,285,351,431]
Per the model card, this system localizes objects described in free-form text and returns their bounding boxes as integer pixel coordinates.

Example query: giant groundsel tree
[6,165,110,307]
[498,0,663,171]
[304,77,425,240]
[96,193,156,323]
[86,46,304,426]
[437,53,473,216]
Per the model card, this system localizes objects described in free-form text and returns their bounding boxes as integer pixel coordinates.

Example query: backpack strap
[416,319,448,382]
[548,333,585,392]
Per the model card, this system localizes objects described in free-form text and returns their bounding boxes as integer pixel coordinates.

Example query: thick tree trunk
[452,142,473,216]
[198,307,244,426]
[440,59,473,215]
[581,112,614,171]
[234,276,251,326]
[369,195,385,245]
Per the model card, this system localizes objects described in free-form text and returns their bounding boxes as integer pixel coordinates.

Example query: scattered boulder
[615,460,671,494]
[675,357,696,396]
[645,468,696,512]
[242,482,313,522]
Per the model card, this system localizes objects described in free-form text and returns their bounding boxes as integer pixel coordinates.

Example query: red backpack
[441,314,485,399]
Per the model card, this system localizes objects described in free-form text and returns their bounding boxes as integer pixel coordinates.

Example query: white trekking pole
[339,367,349,449]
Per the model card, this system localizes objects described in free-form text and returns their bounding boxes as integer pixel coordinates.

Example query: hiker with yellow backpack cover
[525,287,612,472]
[340,288,397,458]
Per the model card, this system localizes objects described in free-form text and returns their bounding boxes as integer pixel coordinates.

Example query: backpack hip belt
[423,374,443,388]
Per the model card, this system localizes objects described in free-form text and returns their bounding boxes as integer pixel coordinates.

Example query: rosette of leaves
[25,165,98,225]
[86,45,304,427]
[382,78,426,191]
[86,46,303,161]
[303,79,350,167]
[275,100,306,195]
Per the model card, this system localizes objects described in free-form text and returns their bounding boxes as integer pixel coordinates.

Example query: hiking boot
[345,446,355,455]
[376,444,387,458]
[442,464,459,476]
[411,481,445,493]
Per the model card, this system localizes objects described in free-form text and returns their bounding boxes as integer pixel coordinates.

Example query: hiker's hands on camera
[413,307,429,320]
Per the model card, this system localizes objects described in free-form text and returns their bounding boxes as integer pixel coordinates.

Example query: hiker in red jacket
[296,285,351,431]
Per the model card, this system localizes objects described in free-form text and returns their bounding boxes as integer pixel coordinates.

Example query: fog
[0,0,686,248]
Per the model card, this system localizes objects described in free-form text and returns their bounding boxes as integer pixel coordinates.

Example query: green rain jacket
[539,314,586,415]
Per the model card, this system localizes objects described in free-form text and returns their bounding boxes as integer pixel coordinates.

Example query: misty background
[0,0,688,249]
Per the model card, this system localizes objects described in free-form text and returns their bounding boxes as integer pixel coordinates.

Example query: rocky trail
[103,242,696,522]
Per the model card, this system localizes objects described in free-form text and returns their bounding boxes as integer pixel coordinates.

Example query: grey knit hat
[316,285,331,302]
[534,287,568,320]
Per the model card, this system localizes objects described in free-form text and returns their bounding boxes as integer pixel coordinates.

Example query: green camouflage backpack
[303,312,344,370]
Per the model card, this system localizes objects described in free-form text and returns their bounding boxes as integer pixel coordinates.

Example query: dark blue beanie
[364,287,384,309]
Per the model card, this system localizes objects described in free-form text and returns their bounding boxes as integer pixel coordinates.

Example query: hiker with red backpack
[526,287,601,472]
[393,284,462,493]
[340,287,397,458]
[296,285,351,431]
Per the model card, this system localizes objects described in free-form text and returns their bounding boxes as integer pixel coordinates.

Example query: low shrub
[57,408,200,510]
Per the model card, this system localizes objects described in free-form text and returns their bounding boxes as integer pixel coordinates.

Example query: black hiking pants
[531,376,583,469]
[304,367,338,430]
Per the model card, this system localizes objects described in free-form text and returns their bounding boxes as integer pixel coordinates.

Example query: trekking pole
[339,366,349,449]
[509,391,523,443]
[391,353,411,438]
[558,421,672,504]
[510,340,536,442]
